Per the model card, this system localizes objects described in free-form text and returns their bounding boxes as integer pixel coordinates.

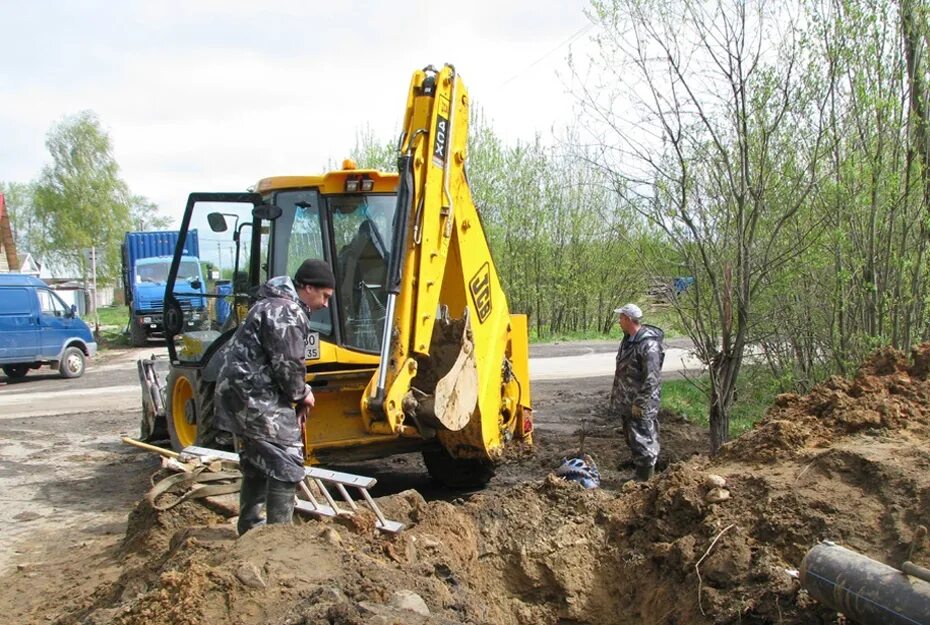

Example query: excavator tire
[423,447,495,490]
[194,380,228,449]
[164,369,225,450]
[166,368,199,451]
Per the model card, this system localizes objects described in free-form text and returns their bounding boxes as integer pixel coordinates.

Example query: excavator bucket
[137,354,169,441]
[431,328,478,432]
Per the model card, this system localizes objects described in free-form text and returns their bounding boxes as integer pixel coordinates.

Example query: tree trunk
[901,0,930,220]
[708,349,742,455]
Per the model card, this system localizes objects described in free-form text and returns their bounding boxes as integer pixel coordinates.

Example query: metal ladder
[180,445,405,534]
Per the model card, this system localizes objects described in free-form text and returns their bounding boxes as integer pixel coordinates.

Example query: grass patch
[94,305,129,328]
[527,305,687,343]
[662,367,779,437]
[89,305,130,350]
[529,327,619,343]
[97,326,130,349]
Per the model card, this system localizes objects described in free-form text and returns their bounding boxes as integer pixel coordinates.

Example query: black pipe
[904,561,930,585]
[799,542,930,625]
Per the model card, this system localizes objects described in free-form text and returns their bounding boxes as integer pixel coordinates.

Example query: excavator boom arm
[362,65,532,460]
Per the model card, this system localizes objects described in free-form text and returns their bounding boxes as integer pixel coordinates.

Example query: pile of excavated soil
[723,345,930,464]
[54,345,930,625]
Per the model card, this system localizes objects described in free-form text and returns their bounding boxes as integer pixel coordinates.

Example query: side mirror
[190,278,203,291]
[68,305,77,318]
[253,203,282,221]
[207,212,228,232]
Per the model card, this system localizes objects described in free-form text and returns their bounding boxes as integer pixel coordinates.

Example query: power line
[496,22,597,89]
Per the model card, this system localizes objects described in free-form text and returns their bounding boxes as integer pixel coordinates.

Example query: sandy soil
[2,344,929,624]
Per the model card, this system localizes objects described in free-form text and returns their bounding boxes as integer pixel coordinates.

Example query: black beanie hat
[294,259,336,289]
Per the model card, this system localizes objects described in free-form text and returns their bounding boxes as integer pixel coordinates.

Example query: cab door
[164,192,273,366]
[36,289,74,358]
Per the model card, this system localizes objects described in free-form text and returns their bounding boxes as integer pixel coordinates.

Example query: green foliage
[465,113,649,338]
[0,180,40,257]
[94,305,130,350]
[660,378,707,424]
[348,110,654,339]
[663,368,778,437]
[95,304,128,328]
[32,111,132,283]
[576,0,930,451]
[349,125,397,172]
[130,195,172,231]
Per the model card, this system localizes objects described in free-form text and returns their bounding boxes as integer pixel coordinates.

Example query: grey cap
[613,303,643,320]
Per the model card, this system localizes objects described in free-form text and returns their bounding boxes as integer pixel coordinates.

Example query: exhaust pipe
[799,541,930,625]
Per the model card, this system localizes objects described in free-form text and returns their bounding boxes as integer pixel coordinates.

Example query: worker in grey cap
[609,303,665,481]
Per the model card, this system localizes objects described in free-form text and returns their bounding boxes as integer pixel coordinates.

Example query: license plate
[305,332,320,360]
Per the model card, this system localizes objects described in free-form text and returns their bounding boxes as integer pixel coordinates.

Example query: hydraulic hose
[372,151,414,404]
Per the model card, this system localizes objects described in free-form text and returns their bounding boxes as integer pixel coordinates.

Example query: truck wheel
[58,347,86,378]
[129,321,148,347]
[2,364,30,380]
[422,447,495,489]
[165,369,229,452]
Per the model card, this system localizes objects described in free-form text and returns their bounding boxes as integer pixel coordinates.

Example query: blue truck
[122,230,207,346]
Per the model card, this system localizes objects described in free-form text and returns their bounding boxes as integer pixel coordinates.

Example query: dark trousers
[622,414,660,468]
[237,462,299,535]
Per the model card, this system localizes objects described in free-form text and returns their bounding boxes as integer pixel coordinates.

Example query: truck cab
[123,230,206,346]
[130,255,206,343]
[0,273,96,380]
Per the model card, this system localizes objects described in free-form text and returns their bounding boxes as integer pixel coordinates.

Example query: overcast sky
[1,0,594,224]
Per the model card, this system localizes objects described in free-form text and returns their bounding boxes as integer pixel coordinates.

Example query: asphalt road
[0,337,701,414]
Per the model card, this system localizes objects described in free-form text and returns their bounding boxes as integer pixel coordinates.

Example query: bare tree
[576,0,830,452]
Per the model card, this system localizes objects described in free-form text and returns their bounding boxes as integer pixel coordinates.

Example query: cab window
[331,195,393,352]
[38,290,68,317]
[0,288,32,314]
[271,190,332,336]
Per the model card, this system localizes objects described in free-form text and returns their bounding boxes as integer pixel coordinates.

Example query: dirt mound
[722,344,930,463]
[55,467,930,624]
[121,487,230,555]
[51,346,930,624]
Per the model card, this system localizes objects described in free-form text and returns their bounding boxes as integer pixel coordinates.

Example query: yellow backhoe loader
[138,64,532,487]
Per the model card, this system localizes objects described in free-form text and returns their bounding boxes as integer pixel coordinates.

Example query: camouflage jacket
[215,276,311,445]
[609,324,665,420]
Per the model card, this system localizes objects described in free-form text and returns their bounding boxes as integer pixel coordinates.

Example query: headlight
[142,316,152,323]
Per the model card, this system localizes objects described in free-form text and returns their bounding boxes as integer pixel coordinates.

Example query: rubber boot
[634,464,655,482]
[237,470,267,535]
[265,478,298,526]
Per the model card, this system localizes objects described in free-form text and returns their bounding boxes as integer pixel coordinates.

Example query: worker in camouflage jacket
[215,259,335,535]
[609,303,665,482]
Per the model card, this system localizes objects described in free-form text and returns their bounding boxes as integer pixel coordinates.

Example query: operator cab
[163,165,399,369]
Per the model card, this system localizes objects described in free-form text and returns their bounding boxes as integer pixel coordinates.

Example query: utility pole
[91,246,99,339]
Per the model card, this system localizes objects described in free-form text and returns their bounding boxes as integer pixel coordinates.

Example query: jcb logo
[432,114,449,167]
[469,263,492,323]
